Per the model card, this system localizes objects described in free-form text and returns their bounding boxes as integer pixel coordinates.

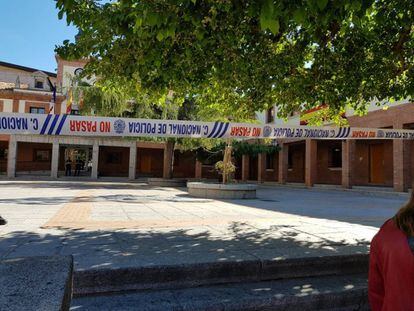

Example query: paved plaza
[0,180,408,271]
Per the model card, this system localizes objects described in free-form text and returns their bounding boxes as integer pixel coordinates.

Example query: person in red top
[369,190,414,310]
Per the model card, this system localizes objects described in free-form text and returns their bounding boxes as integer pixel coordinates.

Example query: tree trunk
[163,140,175,179]
[222,140,233,184]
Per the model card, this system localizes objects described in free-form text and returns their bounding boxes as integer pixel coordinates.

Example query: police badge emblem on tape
[114,119,126,134]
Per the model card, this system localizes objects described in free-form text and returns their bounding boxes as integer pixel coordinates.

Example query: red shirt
[369,219,414,310]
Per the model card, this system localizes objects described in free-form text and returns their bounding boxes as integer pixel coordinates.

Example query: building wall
[248,156,258,180]
[0,89,64,114]
[234,157,243,180]
[287,143,305,183]
[0,140,7,173]
[316,141,342,185]
[136,148,163,177]
[264,153,279,182]
[353,140,394,187]
[0,65,56,91]
[16,142,52,172]
[56,57,89,88]
[98,146,130,177]
[201,165,220,180]
[409,141,414,188]
[173,150,196,178]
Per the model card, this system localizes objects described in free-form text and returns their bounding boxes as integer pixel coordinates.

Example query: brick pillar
[242,155,249,181]
[393,140,405,191]
[128,143,137,180]
[51,140,60,179]
[305,139,317,187]
[278,143,288,183]
[393,122,409,192]
[258,153,266,183]
[7,136,17,178]
[91,141,99,179]
[195,160,202,179]
[393,140,410,192]
[342,140,355,188]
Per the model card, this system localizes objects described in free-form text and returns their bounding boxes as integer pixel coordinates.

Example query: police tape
[0,112,413,140]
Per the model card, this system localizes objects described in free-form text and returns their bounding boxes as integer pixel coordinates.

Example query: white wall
[0,99,13,112]
[0,66,55,91]
[257,99,411,126]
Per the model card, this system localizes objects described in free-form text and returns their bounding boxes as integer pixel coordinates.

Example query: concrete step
[74,253,368,297]
[71,273,369,311]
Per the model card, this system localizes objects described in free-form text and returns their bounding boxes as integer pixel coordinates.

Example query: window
[0,148,7,160]
[106,152,122,164]
[330,147,342,168]
[266,107,274,123]
[265,154,274,170]
[30,107,45,114]
[35,80,44,89]
[34,150,50,162]
[71,109,80,115]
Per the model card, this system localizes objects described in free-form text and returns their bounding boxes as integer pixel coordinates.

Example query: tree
[73,79,259,180]
[56,0,413,120]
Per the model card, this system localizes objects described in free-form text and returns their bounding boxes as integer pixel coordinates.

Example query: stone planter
[147,178,187,187]
[187,182,257,199]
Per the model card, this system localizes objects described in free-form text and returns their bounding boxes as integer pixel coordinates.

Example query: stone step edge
[189,287,370,311]
[73,253,369,297]
[72,276,369,311]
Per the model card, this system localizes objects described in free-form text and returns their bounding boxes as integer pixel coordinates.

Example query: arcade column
[257,153,266,183]
[51,140,60,179]
[128,143,137,180]
[7,135,17,178]
[305,139,317,187]
[341,140,355,188]
[278,142,288,184]
[393,140,404,191]
[91,141,99,179]
[393,122,410,192]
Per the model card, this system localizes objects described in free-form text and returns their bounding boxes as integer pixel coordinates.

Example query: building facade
[254,102,414,192]
[0,58,203,179]
[0,58,413,192]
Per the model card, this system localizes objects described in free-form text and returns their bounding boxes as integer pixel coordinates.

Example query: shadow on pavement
[1,221,369,271]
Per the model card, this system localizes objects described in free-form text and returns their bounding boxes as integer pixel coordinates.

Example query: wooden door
[370,144,384,184]
[141,155,152,173]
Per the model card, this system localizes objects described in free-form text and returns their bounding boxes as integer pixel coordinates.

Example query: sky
[0,0,77,73]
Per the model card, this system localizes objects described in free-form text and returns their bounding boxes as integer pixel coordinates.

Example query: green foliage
[232,141,280,158]
[72,78,251,153]
[215,160,236,177]
[195,141,225,164]
[56,0,414,121]
[195,140,280,163]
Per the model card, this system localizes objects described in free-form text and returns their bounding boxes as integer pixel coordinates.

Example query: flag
[49,84,56,114]
[52,84,57,103]
[48,102,55,114]
[66,88,73,114]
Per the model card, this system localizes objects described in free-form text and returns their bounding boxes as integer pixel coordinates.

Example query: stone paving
[0,180,408,271]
